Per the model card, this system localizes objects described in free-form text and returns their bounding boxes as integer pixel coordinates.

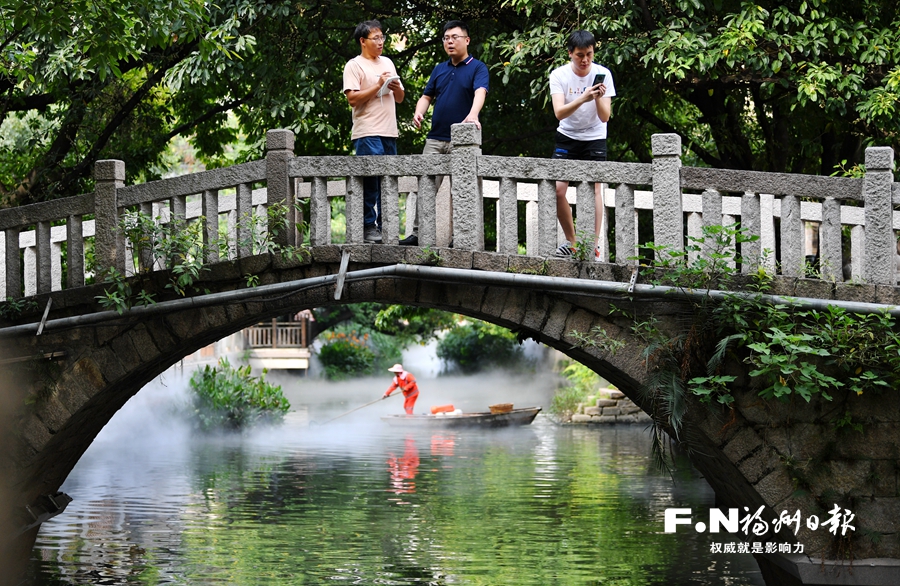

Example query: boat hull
[381,407,542,428]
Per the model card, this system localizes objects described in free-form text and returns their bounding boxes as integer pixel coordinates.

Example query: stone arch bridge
[0,128,898,585]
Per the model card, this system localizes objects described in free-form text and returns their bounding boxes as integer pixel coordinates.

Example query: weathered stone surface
[595,399,617,407]
[562,308,595,345]
[436,248,474,269]
[541,300,572,339]
[855,498,900,533]
[606,390,625,400]
[544,258,580,278]
[507,256,549,275]
[370,245,405,264]
[34,393,72,435]
[601,407,622,416]
[472,252,509,272]
[723,427,765,462]
[872,460,899,497]
[754,469,794,506]
[584,406,601,416]
[596,415,617,424]
[499,288,530,325]
[310,245,343,264]
[833,423,900,460]
[793,278,833,299]
[833,282,877,302]
[571,414,593,423]
[520,291,550,331]
[736,448,779,485]
[446,284,485,312]
[479,287,510,320]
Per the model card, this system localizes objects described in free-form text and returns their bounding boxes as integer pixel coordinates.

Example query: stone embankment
[569,388,653,425]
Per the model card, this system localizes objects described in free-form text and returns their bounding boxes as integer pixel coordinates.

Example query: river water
[28,367,765,585]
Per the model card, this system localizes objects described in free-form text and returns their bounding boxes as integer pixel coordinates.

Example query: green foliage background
[436,319,525,373]
[3,0,897,207]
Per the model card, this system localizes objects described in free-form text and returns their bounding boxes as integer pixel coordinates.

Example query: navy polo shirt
[424,55,490,141]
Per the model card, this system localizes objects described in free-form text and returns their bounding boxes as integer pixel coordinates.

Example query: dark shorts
[551,131,607,161]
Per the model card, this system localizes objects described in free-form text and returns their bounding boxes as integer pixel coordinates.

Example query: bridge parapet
[0,130,897,300]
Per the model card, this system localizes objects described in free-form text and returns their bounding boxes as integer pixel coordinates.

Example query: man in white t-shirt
[548,30,615,258]
[343,20,405,243]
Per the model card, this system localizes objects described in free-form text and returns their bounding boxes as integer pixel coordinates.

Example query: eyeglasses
[366,35,385,42]
[442,34,467,42]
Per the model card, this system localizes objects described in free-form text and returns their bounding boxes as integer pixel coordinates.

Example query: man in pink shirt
[343,20,405,243]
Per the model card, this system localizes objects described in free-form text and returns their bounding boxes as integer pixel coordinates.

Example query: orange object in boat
[430,404,455,414]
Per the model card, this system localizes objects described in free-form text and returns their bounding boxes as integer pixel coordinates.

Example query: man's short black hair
[442,20,469,36]
[354,20,383,44]
[566,30,596,52]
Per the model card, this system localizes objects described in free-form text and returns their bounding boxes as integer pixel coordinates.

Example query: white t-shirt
[342,55,403,140]
[549,62,616,141]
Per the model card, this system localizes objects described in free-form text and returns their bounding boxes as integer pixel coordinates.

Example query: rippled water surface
[30,372,765,585]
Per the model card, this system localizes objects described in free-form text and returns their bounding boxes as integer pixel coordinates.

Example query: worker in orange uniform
[383,363,419,414]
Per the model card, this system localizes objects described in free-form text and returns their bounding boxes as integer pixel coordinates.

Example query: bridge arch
[4,250,900,585]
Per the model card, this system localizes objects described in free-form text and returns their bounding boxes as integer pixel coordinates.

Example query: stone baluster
[780,195,802,277]
[417,175,438,248]
[67,214,84,288]
[740,191,760,273]
[265,129,296,248]
[346,176,365,244]
[701,189,722,264]
[497,177,518,254]
[614,184,636,265]
[863,146,895,285]
[381,175,400,245]
[309,177,329,245]
[3,228,22,299]
[450,123,483,250]
[93,159,125,277]
[574,181,595,251]
[202,189,219,263]
[236,182,253,257]
[651,133,683,256]
[36,220,52,293]
[537,180,557,256]
[819,197,842,281]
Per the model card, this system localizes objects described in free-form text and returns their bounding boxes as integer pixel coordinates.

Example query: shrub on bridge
[189,358,290,431]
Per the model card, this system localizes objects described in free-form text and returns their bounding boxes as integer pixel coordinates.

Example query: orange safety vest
[386,371,419,398]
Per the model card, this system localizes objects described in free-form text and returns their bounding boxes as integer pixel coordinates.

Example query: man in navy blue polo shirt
[404,20,489,245]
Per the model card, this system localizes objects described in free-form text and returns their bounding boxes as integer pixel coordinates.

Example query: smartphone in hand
[593,73,606,86]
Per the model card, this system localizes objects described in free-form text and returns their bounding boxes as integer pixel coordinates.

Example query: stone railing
[1,126,897,300]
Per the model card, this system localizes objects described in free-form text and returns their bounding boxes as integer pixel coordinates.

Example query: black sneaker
[399,233,418,246]
[554,241,575,257]
[364,224,383,243]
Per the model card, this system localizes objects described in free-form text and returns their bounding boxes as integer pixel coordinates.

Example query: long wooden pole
[319,392,398,425]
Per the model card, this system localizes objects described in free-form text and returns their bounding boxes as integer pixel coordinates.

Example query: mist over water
[30,344,764,585]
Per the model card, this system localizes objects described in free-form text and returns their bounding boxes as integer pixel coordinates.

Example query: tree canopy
[2,0,897,207]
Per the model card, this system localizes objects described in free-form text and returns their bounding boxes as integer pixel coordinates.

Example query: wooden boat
[381,407,542,428]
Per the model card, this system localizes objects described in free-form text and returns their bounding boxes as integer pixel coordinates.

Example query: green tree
[490,0,900,173]
[436,319,525,373]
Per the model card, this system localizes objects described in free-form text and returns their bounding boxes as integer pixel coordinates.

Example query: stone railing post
[450,123,483,250]
[93,160,125,277]
[651,133,683,255]
[863,146,895,285]
[265,129,296,247]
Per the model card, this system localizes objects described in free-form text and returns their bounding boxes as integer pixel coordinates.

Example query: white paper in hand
[377,76,400,97]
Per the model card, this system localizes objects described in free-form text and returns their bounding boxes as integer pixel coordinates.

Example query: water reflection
[29,371,764,585]
[387,436,420,495]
